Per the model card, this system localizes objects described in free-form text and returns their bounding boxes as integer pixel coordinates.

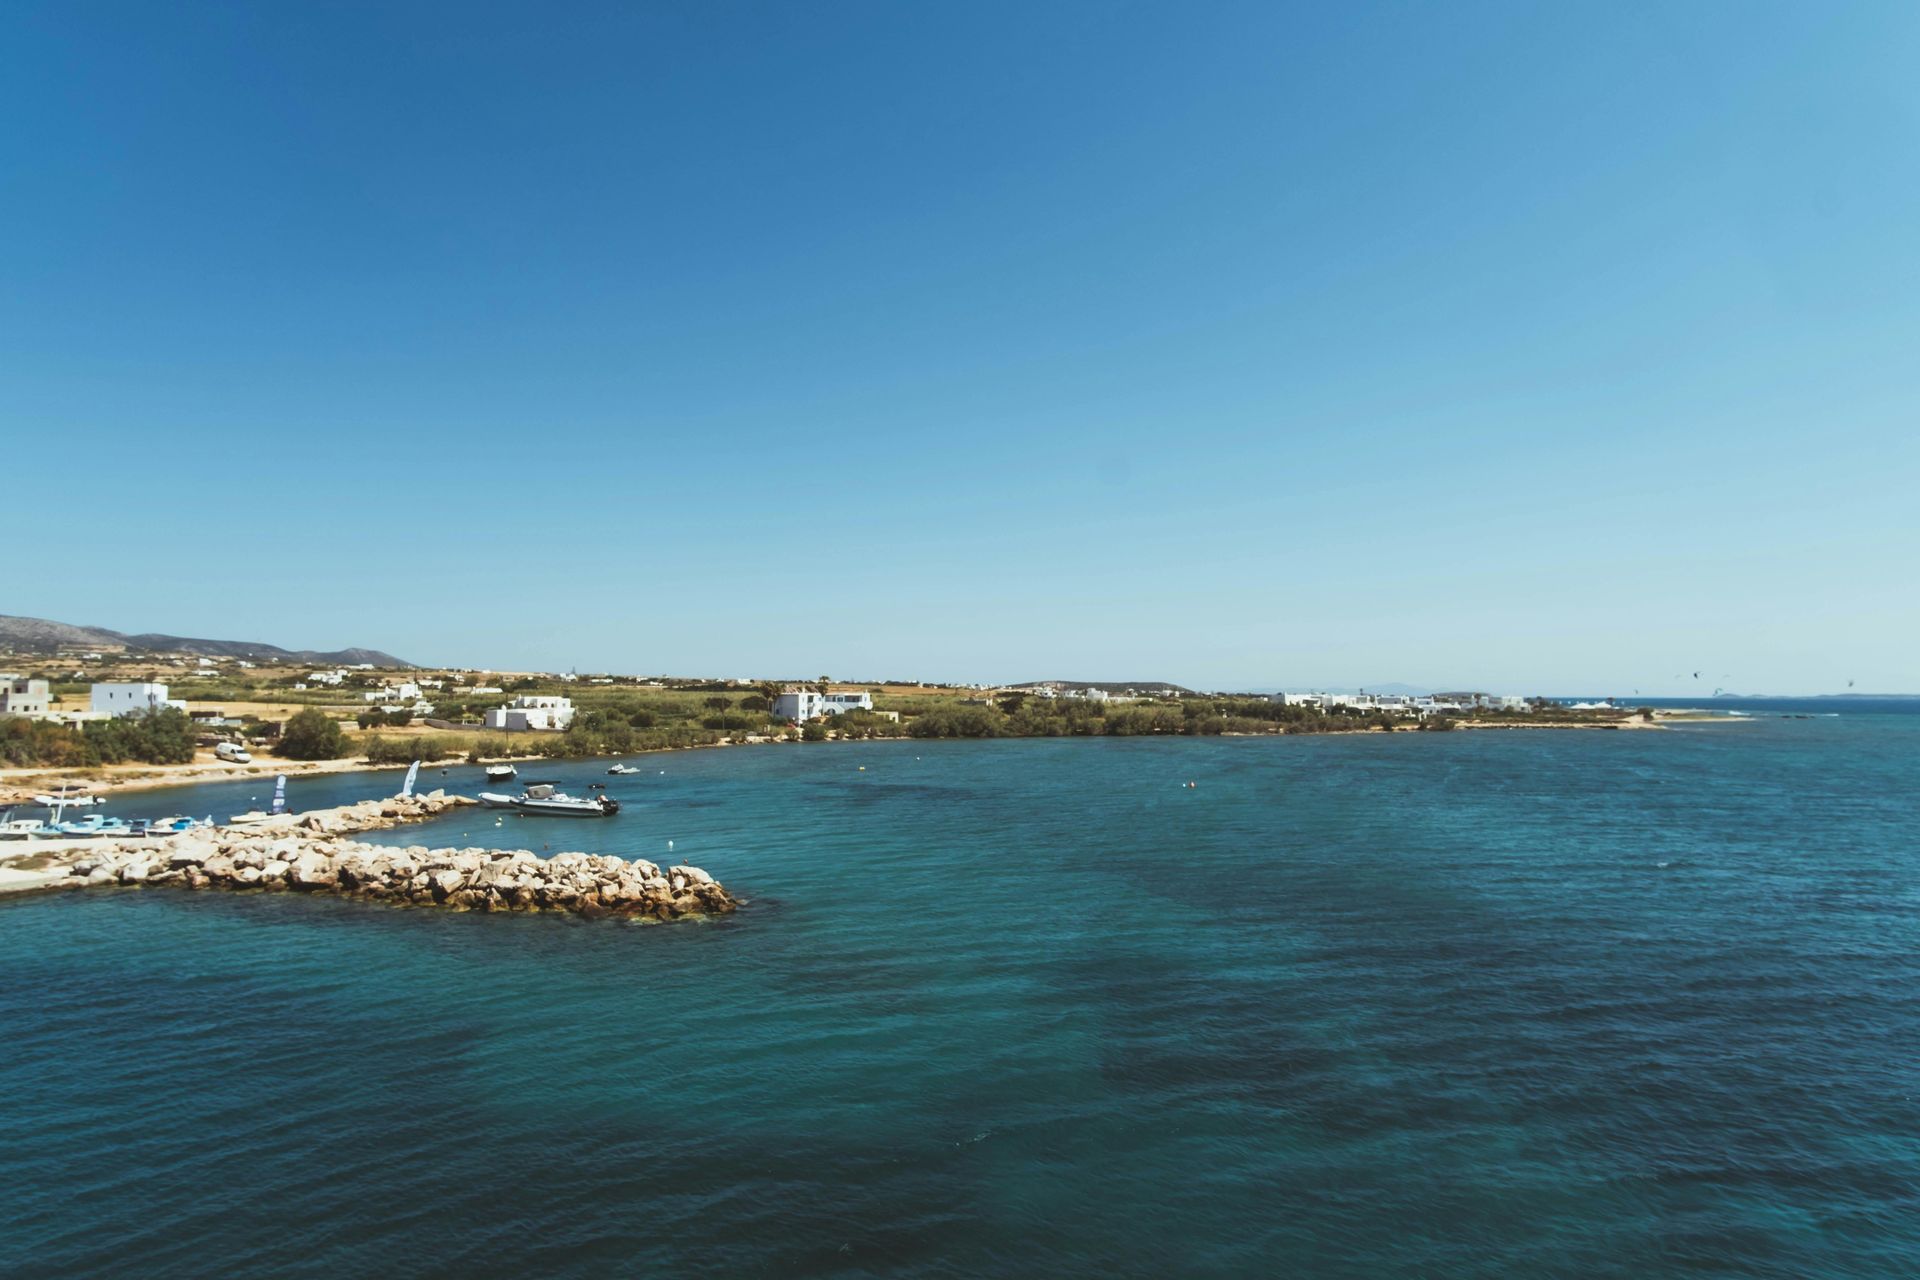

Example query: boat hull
[478,791,618,817]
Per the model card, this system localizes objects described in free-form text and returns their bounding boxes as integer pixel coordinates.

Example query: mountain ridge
[0,614,411,668]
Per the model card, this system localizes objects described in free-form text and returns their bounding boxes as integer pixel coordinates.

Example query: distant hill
[1014,680,1196,696]
[0,614,411,668]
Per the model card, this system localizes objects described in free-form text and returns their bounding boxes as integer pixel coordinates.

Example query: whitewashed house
[772,689,874,721]
[91,682,186,717]
[1,677,52,718]
[483,696,576,732]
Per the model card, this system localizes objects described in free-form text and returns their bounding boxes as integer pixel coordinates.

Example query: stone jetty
[10,790,737,921]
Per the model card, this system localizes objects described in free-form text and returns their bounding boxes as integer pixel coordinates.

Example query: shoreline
[2,711,1719,804]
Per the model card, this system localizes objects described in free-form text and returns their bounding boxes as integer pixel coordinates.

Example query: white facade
[772,689,874,721]
[483,695,575,732]
[1,678,52,718]
[91,682,185,717]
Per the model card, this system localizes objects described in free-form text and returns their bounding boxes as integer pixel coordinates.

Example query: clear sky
[4,2,1917,693]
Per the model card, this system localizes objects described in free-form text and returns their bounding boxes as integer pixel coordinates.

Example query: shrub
[279,708,348,760]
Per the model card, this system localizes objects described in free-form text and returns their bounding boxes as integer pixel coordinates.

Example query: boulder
[289,852,336,890]
[168,842,216,867]
[671,864,714,887]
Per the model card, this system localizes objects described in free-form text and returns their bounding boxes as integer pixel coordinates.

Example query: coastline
[1,710,1724,805]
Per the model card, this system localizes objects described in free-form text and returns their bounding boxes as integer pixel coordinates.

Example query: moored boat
[607,763,639,775]
[55,814,134,839]
[477,783,619,817]
[0,808,54,840]
[485,763,517,783]
[230,775,288,826]
[128,816,208,838]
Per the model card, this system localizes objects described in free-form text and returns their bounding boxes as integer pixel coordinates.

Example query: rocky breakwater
[36,791,738,921]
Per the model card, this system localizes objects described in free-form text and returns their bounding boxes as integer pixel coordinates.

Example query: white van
[214,742,253,764]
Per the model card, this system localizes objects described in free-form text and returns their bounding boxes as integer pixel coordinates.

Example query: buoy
[858,766,866,771]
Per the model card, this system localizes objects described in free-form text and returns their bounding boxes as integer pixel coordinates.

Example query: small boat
[128,816,206,838]
[607,763,640,775]
[55,814,135,839]
[33,792,101,808]
[477,783,619,818]
[230,776,288,826]
[485,763,517,783]
[0,810,54,840]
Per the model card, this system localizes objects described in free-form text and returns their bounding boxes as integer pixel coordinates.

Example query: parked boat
[607,763,640,775]
[0,809,54,840]
[230,775,288,826]
[477,783,619,818]
[55,814,135,839]
[128,816,207,838]
[485,763,517,783]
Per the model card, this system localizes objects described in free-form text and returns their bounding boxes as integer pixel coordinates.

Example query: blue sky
[4,2,1916,692]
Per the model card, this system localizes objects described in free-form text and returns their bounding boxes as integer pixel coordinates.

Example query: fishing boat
[477,783,619,818]
[484,763,517,783]
[0,807,54,840]
[55,814,135,839]
[128,816,207,838]
[607,763,640,775]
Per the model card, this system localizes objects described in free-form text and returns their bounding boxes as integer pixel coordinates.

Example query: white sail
[270,775,287,816]
[401,760,420,798]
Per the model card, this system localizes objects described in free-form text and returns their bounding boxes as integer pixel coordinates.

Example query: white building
[483,695,576,732]
[772,689,874,721]
[1,677,52,718]
[91,682,186,718]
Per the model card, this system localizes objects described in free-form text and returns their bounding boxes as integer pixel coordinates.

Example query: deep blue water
[6,714,1920,1277]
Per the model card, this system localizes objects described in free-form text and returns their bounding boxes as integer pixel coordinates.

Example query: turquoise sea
[5,702,1919,1277]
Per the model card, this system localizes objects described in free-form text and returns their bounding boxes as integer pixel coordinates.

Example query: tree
[138,706,198,764]
[703,695,734,713]
[280,708,348,760]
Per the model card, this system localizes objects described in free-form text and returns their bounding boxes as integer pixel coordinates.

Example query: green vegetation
[362,734,464,764]
[902,695,1403,739]
[279,708,349,760]
[0,708,197,768]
